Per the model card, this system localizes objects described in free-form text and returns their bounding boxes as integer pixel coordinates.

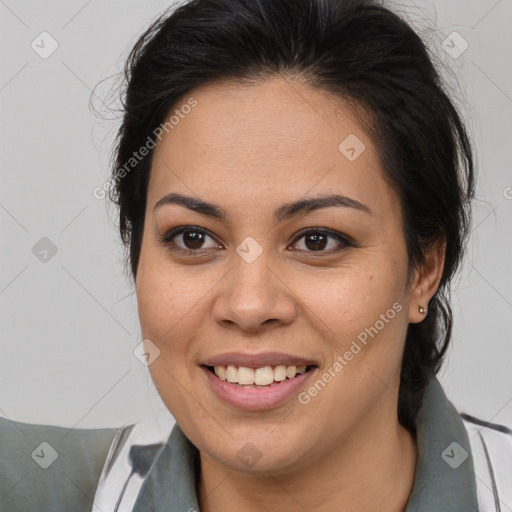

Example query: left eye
[290,229,351,253]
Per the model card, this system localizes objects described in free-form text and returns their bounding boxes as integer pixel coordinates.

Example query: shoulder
[461,413,512,512]
[0,415,119,512]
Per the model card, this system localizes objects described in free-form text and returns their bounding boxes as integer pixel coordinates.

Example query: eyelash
[157,225,354,256]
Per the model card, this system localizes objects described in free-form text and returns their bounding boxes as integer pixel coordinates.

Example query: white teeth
[254,366,274,385]
[226,365,237,383]
[238,367,255,385]
[214,366,226,380]
[286,365,297,378]
[212,364,310,385]
[274,365,287,381]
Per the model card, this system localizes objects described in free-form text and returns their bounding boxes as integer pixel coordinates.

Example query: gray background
[1,0,511,429]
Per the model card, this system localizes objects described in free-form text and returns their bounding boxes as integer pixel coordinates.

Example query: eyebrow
[153,192,372,223]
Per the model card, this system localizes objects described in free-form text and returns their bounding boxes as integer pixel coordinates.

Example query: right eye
[157,226,223,254]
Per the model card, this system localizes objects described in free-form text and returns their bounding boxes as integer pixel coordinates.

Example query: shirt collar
[404,373,479,511]
[133,374,478,511]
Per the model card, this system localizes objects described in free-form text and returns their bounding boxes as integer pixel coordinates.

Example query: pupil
[183,231,204,249]
[305,233,327,251]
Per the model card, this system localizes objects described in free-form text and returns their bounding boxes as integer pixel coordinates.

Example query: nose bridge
[212,238,296,331]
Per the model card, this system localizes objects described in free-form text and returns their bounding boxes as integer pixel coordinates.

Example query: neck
[198,394,418,512]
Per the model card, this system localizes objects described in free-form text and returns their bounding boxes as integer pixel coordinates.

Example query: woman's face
[136,77,423,474]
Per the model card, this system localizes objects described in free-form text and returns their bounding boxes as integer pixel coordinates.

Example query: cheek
[320,260,402,307]
[295,255,409,366]
[135,255,211,421]
[287,261,409,432]
[136,249,207,344]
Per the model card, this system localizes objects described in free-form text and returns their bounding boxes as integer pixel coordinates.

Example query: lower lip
[201,366,317,411]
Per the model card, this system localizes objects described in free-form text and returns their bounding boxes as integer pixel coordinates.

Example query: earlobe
[408,238,446,323]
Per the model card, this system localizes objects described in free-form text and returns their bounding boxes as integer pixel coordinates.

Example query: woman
[1,0,511,510]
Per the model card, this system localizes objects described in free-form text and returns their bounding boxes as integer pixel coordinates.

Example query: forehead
[148,77,394,217]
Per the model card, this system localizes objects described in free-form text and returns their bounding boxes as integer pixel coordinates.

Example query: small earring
[418,305,427,314]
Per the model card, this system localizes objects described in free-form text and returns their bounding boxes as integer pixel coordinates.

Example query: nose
[211,249,297,333]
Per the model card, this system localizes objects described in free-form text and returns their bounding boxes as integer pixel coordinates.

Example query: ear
[408,237,446,323]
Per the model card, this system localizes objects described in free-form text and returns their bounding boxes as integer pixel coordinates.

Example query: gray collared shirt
[131,375,479,511]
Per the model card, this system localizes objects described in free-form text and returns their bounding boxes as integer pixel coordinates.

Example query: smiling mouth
[205,364,317,388]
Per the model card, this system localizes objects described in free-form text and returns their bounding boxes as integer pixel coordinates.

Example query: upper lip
[202,351,319,369]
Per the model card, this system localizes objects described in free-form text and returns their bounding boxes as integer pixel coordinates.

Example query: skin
[135,76,445,512]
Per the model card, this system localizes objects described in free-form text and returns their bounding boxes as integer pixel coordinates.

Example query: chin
[195,423,315,475]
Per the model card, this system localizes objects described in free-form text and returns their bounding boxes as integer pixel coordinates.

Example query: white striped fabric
[462,414,512,512]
